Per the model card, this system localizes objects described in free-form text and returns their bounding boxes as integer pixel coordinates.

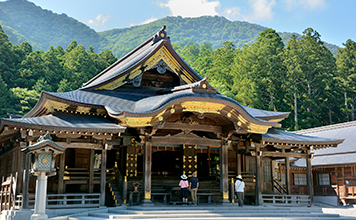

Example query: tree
[297,28,338,129]
[62,43,98,90]
[335,39,356,121]
[9,87,40,115]
[231,45,260,107]
[0,75,11,117]
[204,41,235,97]
[17,50,46,88]
[247,28,286,111]
[0,25,17,88]
[283,35,303,130]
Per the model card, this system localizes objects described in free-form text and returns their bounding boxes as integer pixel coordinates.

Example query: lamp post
[22,133,66,220]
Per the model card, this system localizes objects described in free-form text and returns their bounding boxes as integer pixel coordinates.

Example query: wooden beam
[162,122,222,133]
[152,136,221,146]
[55,142,102,149]
[262,151,308,158]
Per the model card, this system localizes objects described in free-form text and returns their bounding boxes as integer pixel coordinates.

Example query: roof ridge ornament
[153,25,170,44]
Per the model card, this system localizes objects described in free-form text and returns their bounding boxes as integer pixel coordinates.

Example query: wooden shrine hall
[0,26,343,209]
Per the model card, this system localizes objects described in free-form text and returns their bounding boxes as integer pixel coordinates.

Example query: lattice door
[183,145,197,177]
[126,138,137,177]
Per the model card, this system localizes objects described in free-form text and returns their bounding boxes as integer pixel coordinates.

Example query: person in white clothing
[235,175,245,207]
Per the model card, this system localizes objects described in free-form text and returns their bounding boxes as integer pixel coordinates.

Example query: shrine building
[0,26,343,209]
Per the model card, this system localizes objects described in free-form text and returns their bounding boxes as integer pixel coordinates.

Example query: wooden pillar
[58,152,65,194]
[16,148,23,195]
[271,160,276,193]
[285,157,291,194]
[219,141,229,203]
[100,147,107,206]
[236,141,241,175]
[142,136,152,204]
[22,153,31,209]
[89,149,95,193]
[208,146,211,176]
[255,145,262,205]
[306,150,314,206]
[335,167,340,203]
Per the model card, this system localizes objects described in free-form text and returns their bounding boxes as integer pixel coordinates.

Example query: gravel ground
[317,203,356,218]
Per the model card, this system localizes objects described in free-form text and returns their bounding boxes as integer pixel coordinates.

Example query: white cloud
[159,0,220,18]
[245,0,276,22]
[130,16,158,27]
[87,14,110,27]
[283,0,326,11]
[221,6,242,21]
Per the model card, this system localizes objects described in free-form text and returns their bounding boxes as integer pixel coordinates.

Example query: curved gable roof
[81,27,202,90]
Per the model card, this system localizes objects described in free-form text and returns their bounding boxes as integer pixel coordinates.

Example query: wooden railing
[0,173,17,211]
[262,194,310,206]
[15,193,101,210]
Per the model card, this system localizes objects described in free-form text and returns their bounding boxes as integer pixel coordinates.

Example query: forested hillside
[0,0,339,58]
[0,25,117,117]
[0,0,100,51]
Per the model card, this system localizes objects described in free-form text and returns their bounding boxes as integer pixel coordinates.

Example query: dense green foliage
[0,0,339,59]
[0,25,117,116]
[177,28,356,130]
[0,0,100,52]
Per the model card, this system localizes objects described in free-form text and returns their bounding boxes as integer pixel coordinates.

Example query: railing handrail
[273,179,287,194]
[262,194,311,206]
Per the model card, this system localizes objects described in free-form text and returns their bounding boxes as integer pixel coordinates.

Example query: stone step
[67,206,356,220]
[88,212,342,219]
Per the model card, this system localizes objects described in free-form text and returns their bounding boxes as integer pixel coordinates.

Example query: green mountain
[0,0,339,58]
[0,0,100,50]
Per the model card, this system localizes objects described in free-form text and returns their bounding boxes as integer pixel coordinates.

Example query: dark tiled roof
[82,41,162,89]
[1,113,126,133]
[293,121,356,166]
[81,27,202,90]
[262,128,343,146]
[242,106,289,120]
[45,89,288,124]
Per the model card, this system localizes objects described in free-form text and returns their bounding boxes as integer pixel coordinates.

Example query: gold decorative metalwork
[144,191,151,200]
[119,117,152,127]
[181,101,225,114]
[223,192,229,200]
[43,100,70,112]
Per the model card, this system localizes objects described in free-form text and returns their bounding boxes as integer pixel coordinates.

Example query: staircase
[68,205,356,220]
[106,171,123,206]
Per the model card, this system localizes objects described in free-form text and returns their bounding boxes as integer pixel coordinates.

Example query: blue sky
[11,0,356,47]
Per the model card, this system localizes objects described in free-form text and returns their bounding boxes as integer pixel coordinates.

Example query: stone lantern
[22,133,66,220]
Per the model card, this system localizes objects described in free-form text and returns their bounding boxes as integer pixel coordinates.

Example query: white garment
[235,179,245,192]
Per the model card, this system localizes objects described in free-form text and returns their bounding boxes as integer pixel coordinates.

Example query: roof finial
[161,25,166,31]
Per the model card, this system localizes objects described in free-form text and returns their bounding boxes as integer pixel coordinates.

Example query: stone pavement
[49,204,356,220]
